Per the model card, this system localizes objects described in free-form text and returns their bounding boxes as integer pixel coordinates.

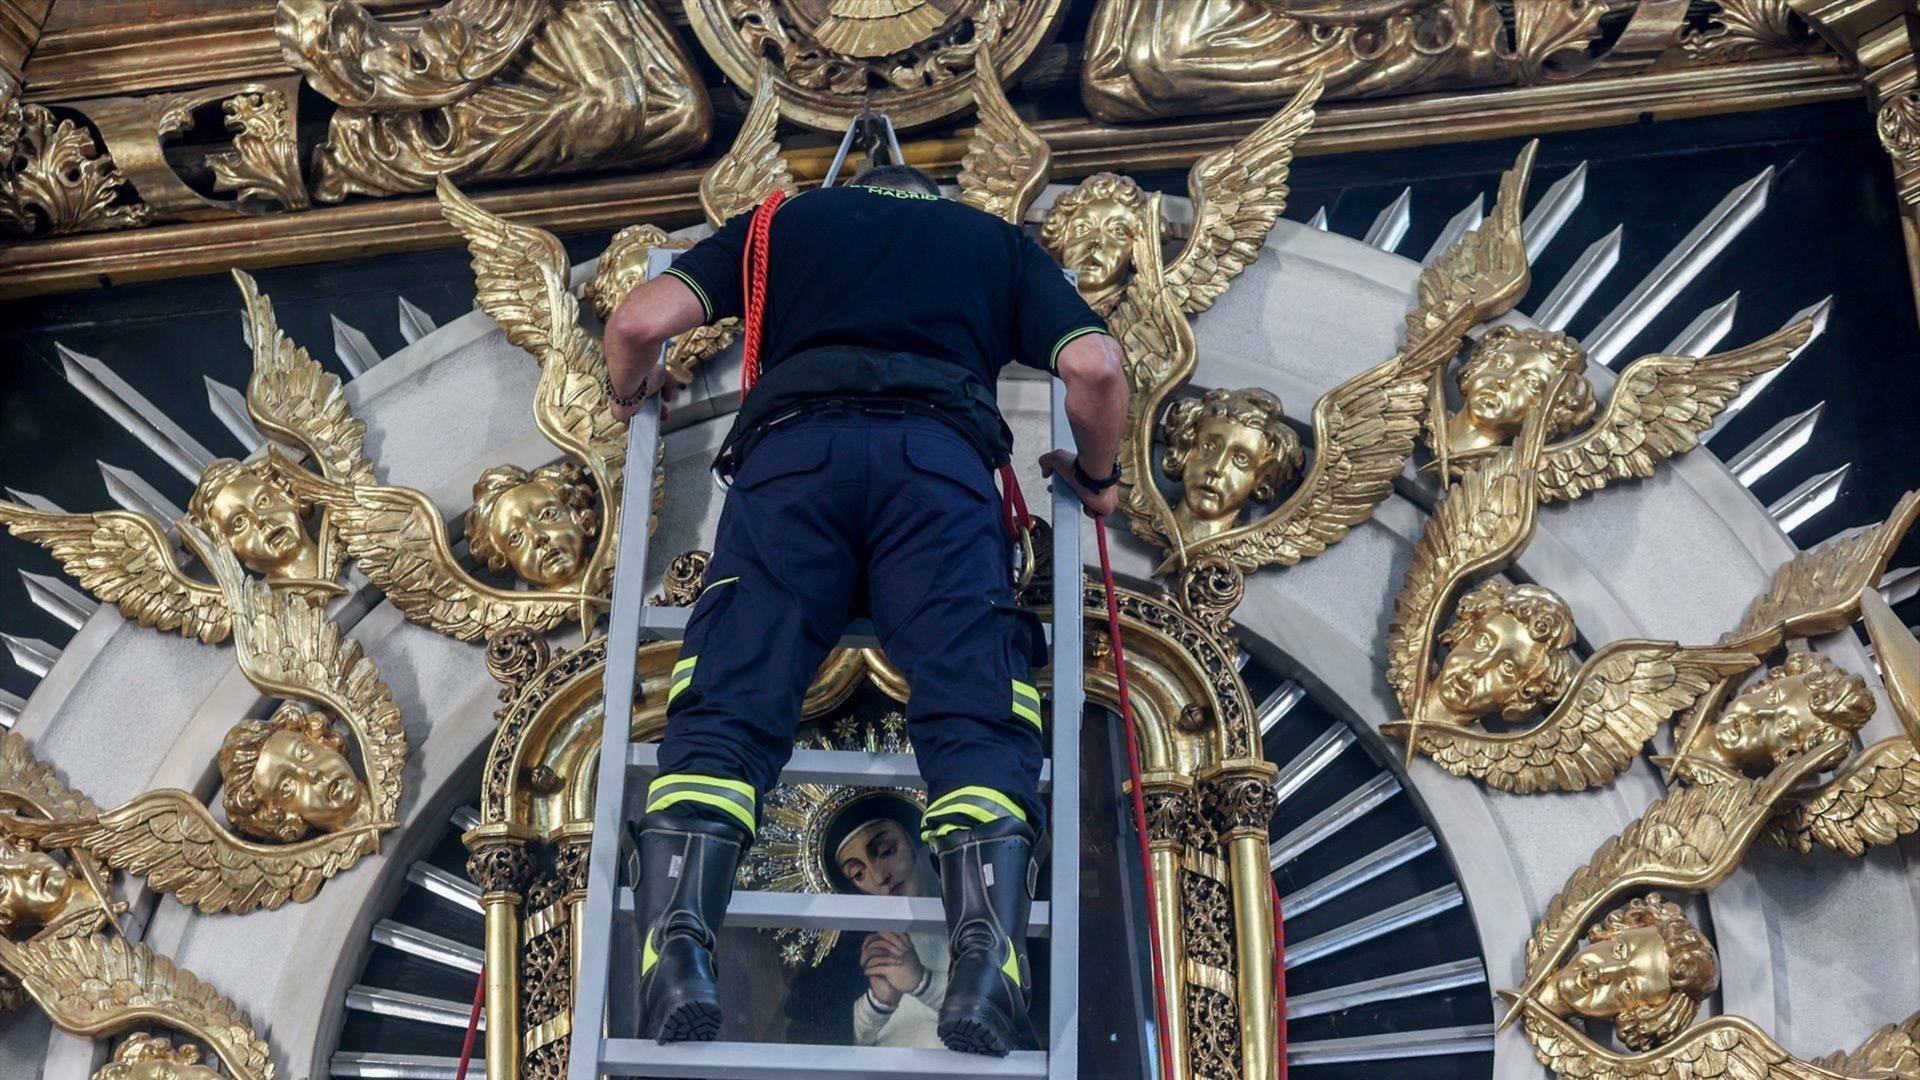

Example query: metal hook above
[821,101,904,188]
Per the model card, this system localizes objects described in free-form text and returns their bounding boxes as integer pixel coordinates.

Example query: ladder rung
[596,1040,1048,1078]
[617,889,1052,936]
[629,743,1052,790]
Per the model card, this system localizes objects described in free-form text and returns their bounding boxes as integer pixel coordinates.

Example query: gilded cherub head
[0,833,78,939]
[1447,325,1597,455]
[218,704,368,843]
[1430,579,1579,725]
[1161,388,1304,539]
[187,458,321,582]
[1041,172,1158,305]
[586,224,670,324]
[1700,651,1872,776]
[1539,892,1720,1051]
[464,462,599,590]
[94,1034,224,1080]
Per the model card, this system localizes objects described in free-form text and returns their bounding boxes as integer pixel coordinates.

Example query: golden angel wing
[281,459,594,643]
[1165,74,1321,315]
[1521,1007,1838,1080]
[3,930,275,1079]
[1766,736,1920,856]
[1522,744,1845,981]
[1113,200,1193,552]
[436,174,578,362]
[190,518,407,823]
[956,43,1051,226]
[1536,319,1813,504]
[1405,140,1537,352]
[701,63,797,229]
[0,732,101,821]
[1726,490,1920,647]
[1813,1008,1920,1077]
[13,790,377,915]
[0,500,230,644]
[233,269,375,489]
[1383,404,1556,718]
[1385,641,1760,794]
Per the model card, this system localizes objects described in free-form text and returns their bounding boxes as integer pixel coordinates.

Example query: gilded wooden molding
[0,0,50,112]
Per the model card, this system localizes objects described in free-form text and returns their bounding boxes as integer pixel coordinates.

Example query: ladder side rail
[1046,377,1083,1080]
[567,249,675,1080]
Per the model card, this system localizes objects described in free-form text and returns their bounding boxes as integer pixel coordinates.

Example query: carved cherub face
[1432,580,1579,722]
[1161,388,1303,534]
[219,706,367,842]
[188,458,319,580]
[1538,893,1719,1051]
[465,463,598,590]
[0,835,75,936]
[836,818,919,898]
[1704,652,1872,774]
[1450,325,1596,452]
[1041,173,1154,299]
[95,1034,224,1080]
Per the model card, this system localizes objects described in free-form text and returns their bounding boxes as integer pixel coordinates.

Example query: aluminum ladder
[566,250,1085,1079]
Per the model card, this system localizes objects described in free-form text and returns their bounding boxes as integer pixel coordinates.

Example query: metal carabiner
[821,100,905,188]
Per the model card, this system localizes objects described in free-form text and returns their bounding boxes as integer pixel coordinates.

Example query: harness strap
[739,190,789,397]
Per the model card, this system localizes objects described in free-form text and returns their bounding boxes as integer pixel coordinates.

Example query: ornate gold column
[1202,760,1281,1080]
[466,826,538,1080]
[1137,771,1196,1079]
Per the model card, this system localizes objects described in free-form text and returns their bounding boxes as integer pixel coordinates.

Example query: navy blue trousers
[654,409,1049,836]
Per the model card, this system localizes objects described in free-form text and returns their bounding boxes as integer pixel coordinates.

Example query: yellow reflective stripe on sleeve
[1048,326,1106,372]
[653,773,755,799]
[927,800,999,824]
[673,656,698,676]
[668,676,694,703]
[1011,702,1042,730]
[1011,678,1044,730]
[646,790,756,833]
[663,266,713,320]
[927,786,1028,822]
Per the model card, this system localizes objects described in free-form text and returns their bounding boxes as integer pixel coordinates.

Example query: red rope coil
[739,190,788,397]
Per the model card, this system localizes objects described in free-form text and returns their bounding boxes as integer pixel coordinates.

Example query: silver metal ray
[452,805,482,833]
[1768,464,1848,534]
[1583,166,1774,369]
[59,344,216,482]
[333,314,380,377]
[1285,958,1487,1021]
[1285,884,1464,968]
[398,296,438,345]
[1881,566,1920,607]
[1522,160,1588,261]
[1274,724,1355,806]
[1421,195,1483,266]
[330,1053,480,1080]
[1280,829,1437,917]
[2,635,60,678]
[1288,1025,1494,1067]
[1727,402,1824,488]
[1659,291,1740,357]
[0,687,24,729]
[1529,226,1622,332]
[407,861,482,914]
[1270,772,1400,870]
[20,571,97,631]
[370,919,482,974]
[1258,680,1306,735]
[1706,296,1831,441]
[345,985,484,1030]
[5,488,64,513]
[1363,188,1412,252]
[204,377,265,452]
[98,462,185,527]
[1306,206,1329,231]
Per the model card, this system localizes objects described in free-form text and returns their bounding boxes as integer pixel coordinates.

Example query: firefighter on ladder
[603,164,1128,1056]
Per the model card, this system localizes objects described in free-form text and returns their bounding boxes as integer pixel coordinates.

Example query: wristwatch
[1072,457,1120,493]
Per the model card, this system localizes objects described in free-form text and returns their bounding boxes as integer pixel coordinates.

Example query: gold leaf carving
[0,102,151,238]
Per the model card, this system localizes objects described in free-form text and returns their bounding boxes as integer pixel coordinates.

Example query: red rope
[738,190,788,397]
[1272,880,1289,1079]
[1093,516,1179,1080]
[455,966,484,1080]
[997,463,1033,539]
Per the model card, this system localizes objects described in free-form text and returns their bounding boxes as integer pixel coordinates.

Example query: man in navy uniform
[603,164,1128,1056]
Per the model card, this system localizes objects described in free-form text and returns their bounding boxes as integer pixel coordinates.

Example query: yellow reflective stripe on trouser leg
[920,785,1027,841]
[1011,679,1042,730]
[668,655,697,703]
[646,773,756,834]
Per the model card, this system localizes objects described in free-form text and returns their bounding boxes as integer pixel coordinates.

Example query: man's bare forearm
[604,274,708,396]
[1056,333,1129,478]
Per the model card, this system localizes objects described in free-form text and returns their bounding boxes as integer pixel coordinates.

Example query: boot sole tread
[653,998,723,1044]
[938,1011,1017,1057]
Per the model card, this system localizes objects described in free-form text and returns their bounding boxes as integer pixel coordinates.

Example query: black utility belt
[718,396,999,477]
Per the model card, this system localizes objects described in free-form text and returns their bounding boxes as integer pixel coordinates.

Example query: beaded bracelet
[604,374,646,409]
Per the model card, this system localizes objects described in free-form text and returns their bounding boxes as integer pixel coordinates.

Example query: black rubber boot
[628,809,748,1043]
[932,817,1040,1056]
